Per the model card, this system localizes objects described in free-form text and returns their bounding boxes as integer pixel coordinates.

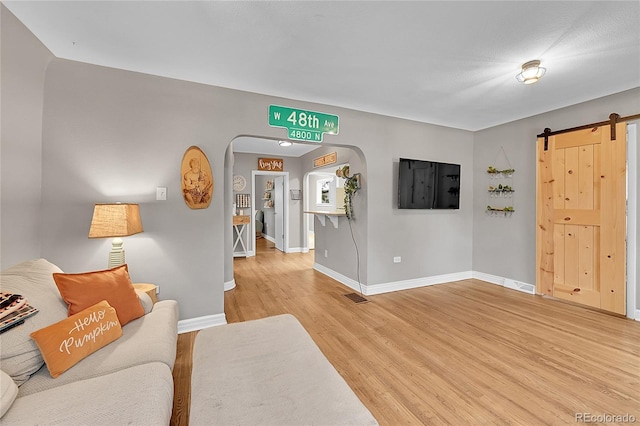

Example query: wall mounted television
[398,158,461,209]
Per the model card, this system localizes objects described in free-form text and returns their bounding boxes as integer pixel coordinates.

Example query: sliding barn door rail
[539,112,640,150]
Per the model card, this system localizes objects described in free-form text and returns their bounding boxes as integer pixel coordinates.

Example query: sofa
[0,259,179,425]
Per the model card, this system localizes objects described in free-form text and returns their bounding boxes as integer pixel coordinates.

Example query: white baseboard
[366,271,473,295]
[472,271,535,295]
[234,250,255,258]
[636,309,640,322]
[312,264,537,298]
[264,234,275,243]
[224,279,236,291]
[286,247,305,253]
[471,271,504,286]
[313,263,366,294]
[313,264,473,296]
[178,313,227,334]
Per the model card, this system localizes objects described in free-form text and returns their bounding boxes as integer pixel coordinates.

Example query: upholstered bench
[190,314,378,425]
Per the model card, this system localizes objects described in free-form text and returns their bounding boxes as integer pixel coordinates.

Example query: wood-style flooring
[171,238,640,425]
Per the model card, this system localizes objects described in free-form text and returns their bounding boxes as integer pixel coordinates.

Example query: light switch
[156,187,167,201]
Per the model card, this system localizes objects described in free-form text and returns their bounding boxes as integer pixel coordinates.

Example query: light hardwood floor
[171,238,640,425]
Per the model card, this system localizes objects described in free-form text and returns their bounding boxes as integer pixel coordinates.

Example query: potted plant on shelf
[501,168,515,178]
[488,184,514,197]
[487,166,515,178]
[336,165,361,220]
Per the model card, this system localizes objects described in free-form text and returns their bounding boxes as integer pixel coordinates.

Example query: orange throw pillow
[53,264,144,326]
[30,301,122,378]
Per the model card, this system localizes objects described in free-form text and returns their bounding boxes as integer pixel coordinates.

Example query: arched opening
[223,136,368,296]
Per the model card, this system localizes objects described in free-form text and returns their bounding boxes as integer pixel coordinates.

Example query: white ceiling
[232,136,321,158]
[4,1,639,139]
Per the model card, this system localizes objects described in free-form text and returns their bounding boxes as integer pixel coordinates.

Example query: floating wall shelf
[303,211,345,228]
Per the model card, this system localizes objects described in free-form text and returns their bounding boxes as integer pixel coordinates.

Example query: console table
[233,215,250,257]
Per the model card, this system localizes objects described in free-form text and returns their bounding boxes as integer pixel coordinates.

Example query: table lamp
[88,203,143,268]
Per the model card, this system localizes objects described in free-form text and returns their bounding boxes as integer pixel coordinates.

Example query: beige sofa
[0,259,179,425]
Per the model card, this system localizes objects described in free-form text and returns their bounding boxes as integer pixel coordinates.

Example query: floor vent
[344,293,369,304]
[504,279,535,295]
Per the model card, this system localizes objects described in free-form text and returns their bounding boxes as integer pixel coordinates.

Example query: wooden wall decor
[181,146,214,209]
[258,157,284,172]
[313,152,337,168]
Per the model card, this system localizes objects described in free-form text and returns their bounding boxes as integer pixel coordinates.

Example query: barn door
[536,123,626,314]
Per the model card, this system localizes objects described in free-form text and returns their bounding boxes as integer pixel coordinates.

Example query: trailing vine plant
[336,165,360,220]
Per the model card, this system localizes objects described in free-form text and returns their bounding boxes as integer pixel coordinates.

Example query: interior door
[274,176,284,252]
[536,123,627,314]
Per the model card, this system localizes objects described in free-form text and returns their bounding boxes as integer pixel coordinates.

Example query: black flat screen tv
[398,158,461,209]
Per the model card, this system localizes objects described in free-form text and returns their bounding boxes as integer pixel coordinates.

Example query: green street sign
[268,105,339,142]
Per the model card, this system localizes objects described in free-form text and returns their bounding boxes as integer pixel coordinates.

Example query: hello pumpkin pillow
[53,264,144,326]
[30,301,122,378]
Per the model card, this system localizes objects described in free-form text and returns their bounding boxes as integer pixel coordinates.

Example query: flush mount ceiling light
[278,140,292,147]
[516,60,546,84]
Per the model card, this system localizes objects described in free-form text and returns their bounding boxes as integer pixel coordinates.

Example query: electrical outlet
[155,286,160,294]
[393,256,401,263]
[324,249,328,258]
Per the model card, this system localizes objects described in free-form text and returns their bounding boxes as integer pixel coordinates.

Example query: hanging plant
[337,165,360,220]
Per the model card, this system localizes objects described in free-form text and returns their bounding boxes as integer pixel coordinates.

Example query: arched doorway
[223,137,369,296]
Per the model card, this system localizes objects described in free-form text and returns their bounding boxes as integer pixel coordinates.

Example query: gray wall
[300,147,366,282]
[232,153,256,215]
[223,146,234,284]
[0,6,53,268]
[374,123,475,284]
[472,89,640,301]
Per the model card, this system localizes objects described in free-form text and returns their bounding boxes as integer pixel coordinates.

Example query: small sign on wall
[313,152,337,168]
[258,158,284,172]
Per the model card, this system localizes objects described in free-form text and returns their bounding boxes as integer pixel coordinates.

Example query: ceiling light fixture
[516,60,546,85]
[278,140,292,147]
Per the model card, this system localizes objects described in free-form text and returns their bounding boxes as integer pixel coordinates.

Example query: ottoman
[190,314,378,425]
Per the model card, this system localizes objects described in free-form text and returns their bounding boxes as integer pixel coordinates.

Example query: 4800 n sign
[268,105,339,143]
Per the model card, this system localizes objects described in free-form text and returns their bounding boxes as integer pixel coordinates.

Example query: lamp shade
[88,203,143,238]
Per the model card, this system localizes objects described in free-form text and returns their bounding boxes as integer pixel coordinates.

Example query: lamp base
[108,237,126,269]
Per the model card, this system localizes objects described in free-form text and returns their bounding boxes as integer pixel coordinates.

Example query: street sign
[268,105,339,142]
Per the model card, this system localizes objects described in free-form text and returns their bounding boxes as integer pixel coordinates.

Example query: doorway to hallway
[252,170,288,254]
